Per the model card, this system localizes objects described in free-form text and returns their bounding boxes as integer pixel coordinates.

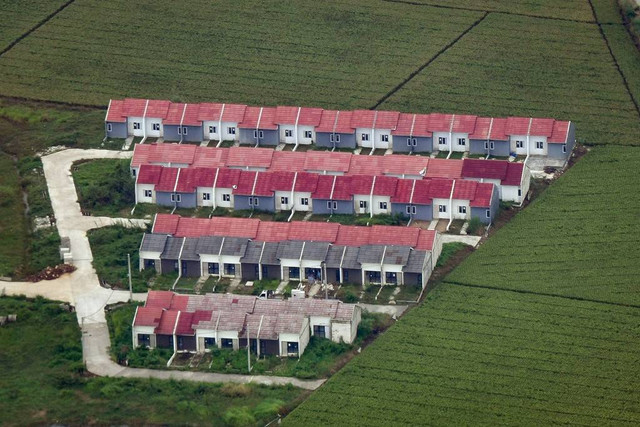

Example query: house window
[174,261,179,270]
[222,193,231,202]
[490,141,495,150]
[300,198,309,206]
[177,127,182,135]
[335,134,340,143]
[562,144,567,153]
[385,272,398,284]
[285,129,293,137]
[439,204,447,213]
[332,201,338,210]
[203,192,211,201]
[379,201,387,210]
[458,206,467,214]
[221,338,233,349]
[144,189,152,198]
[458,138,466,146]
[254,130,264,138]
[484,141,489,149]
[228,127,236,135]
[133,122,141,130]
[304,130,312,138]
[412,138,417,146]
[281,196,288,205]
[182,127,188,135]
[486,209,491,218]
[107,123,113,132]
[224,263,236,276]
[286,341,299,356]
[171,194,181,203]
[381,134,389,142]
[208,263,219,275]
[536,141,544,149]
[518,189,522,197]
[289,267,300,279]
[343,270,349,281]
[330,134,335,142]
[407,138,412,146]
[367,271,381,283]
[152,123,160,131]
[406,205,417,215]
[359,200,367,209]
[327,201,338,210]
[438,137,447,145]
[249,197,259,206]
[204,337,216,350]
[361,133,369,142]
[261,265,268,277]
[313,325,326,338]
[132,168,137,177]
[516,140,524,148]
[137,334,150,347]
[209,125,216,134]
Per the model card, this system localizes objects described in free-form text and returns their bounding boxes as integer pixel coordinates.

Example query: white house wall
[145,118,163,138]
[137,183,155,203]
[293,191,312,212]
[355,127,373,148]
[297,125,315,145]
[432,197,451,219]
[353,194,370,214]
[452,199,471,220]
[280,125,296,144]
[215,188,234,208]
[309,316,332,340]
[372,195,391,215]
[128,117,144,137]
[432,131,449,151]
[197,187,214,207]
[373,129,391,149]
[133,325,155,347]
[331,322,353,344]
[275,190,292,211]
[452,132,469,152]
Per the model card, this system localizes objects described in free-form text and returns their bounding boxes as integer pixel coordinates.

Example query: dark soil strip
[587,0,640,119]
[0,0,78,58]
[445,280,640,309]
[0,95,105,111]
[370,12,489,109]
[381,0,595,24]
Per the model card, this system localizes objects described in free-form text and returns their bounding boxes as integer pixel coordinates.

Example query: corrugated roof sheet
[140,233,168,253]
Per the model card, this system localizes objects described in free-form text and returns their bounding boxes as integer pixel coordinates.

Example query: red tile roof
[548,120,570,143]
[147,143,197,165]
[192,147,229,168]
[311,175,335,199]
[349,175,374,195]
[411,180,432,205]
[452,179,478,201]
[123,98,147,117]
[428,113,454,132]
[299,107,323,126]
[381,155,428,177]
[347,155,384,176]
[137,164,163,185]
[428,179,454,199]
[469,117,509,141]
[288,221,340,242]
[152,213,180,234]
[504,163,524,186]
[303,151,352,173]
[155,310,179,335]
[390,179,413,204]
[451,114,477,134]
[175,167,209,193]
[176,218,210,238]
[238,106,278,130]
[330,175,353,200]
[255,222,291,242]
[155,167,179,192]
[233,171,259,196]
[175,311,195,335]
[393,113,432,136]
[197,102,223,121]
[131,144,151,168]
[197,103,247,123]
[215,168,241,188]
[182,103,201,126]
[374,110,400,130]
[293,172,318,193]
[505,117,531,135]
[268,171,295,192]
[145,100,171,119]
[274,106,299,124]
[106,99,126,123]
[416,229,436,251]
[226,147,273,169]
[350,110,376,129]
[461,159,508,180]
[209,217,260,238]
[334,226,371,246]
[274,106,322,126]
[253,172,274,196]
[316,110,355,133]
[146,290,176,309]
[134,306,163,327]
[369,225,418,247]
[163,103,186,126]
[425,159,463,179]
[530,118,555,136]
[270,151,307,172]
[470,182,494,208]
[372,175,398,196]
[316,110,338,133]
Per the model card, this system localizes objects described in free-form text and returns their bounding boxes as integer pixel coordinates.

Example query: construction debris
[26,264,76,282]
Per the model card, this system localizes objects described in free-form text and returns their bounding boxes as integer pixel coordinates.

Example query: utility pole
[127,253,133,301]
[247,323,252,373]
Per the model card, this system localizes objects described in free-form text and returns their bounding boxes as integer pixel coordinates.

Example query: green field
[0,0,68,49]
[286,284,640,426]
[0,153,25,276]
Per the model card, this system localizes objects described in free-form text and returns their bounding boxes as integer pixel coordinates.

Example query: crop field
[446,146,640,305]
[0,0,68,49]
[0,0,482,108]
[381,9,640,145]
[286,284,640,426]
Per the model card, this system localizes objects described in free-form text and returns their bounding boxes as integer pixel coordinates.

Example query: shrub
[252,399,285,420]
[220,383,252,398]
[466,217,483,235]
[223,407,256,427]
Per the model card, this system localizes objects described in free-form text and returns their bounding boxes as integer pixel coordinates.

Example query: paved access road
[2,148,325,391]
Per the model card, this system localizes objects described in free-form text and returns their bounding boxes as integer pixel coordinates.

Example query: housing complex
[132,290,361,357]
[106,98,575,160]
[140,214,442,288]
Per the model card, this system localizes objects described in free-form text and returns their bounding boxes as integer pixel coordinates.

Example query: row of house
[106,98,575,159]
[141,214,442,289]
[131,145,530,203]
[136,166,500,224]
[133,291,361,357]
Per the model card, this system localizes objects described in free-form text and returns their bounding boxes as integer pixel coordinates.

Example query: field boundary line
[587,0,640,120]
[370,11,489,109]
[380,0,595,24]
[444,281,640,309]
[0,95,105,111]
[0,0,78,58]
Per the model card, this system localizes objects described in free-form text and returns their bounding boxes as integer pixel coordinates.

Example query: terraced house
[140,214,442,288]
[132,291,361,357]
[106,98,575,160]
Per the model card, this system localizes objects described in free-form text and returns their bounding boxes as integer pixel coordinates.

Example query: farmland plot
[382,12,640,145]
[286,284,640,426]
[0,0,482,108]
[446,146,640,305]
[0,0,68,49]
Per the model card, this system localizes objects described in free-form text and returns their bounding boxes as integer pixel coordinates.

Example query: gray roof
[140,233,168,253]
[357,245,386,264]
[404,250,427,273]
[220,237,248,257]
[276,241,304,260]
[195,236,223,255]
[383,245,411,266]
[302,241,330,261]
[260,242,280,266]
[180,237,200,261]
[325,245,345,268]
[342,246,361,269]
[241,241,263,264]
[161,236,184,259]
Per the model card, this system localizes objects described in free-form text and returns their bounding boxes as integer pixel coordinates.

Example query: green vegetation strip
[72,158,135,217]
[0,153,25,276]
[0,0,68,49]
[285,284,640,426]
[446,146,640,305]
[0,296,306,426]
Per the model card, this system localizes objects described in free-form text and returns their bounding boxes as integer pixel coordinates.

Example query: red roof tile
[452,179,478,201]
[416,229,436,251]
[469,117,509,141]
[155,167,179,192]
[293,172,318,193]
[255,222,291,242]
[392,113,416,136]
[163,103,186,125]
[350,110,376,129]
[331,175,353,200]
[182,103,201,126]
[298,107,323,126]
[226,147,273,169]
[197,102,223,121]
[147,143,197,165]
[349,175,374,196]
[270,151,307,172]
[316,110,339,133]
[369,226,418,247]
[191,168,217,188]
[461,159,508,180]
[253,172,274,196]
[489,117,509,141]
[288,221,340,242]
[222,103,248,123]
[233,170,259,196]
[106,99,126,123]
[334,226,371,246]
[470,182,494,208]
[209,217,260,238]
[303,151,352,173]
[268,171,296,192]
[505,117,530,135]
[311,175,335,199]
[215,168,242,188]
[504,163,524,186]
[146,290,175,309]
[412,114,432,137]
[275,106,299,124]
[548,120,570,143]
[390,179,413,204]
[152,213,180,234]
[428,179,454,199]
[381,155,429,177]
[145,100,171,119]
[372,175,398,196]
[374,110,400,130]
[530,118,555,136]
[131,144,151,167]
[411,180,432,205]
[123,98,147,117]
[134,306,163,327]
[137,164,163,185]
[238,106,278,130]
[347,155,384,176]
[175,168,204,193]
[451,114,477,133]
[175,312,195,335]
[155,310,179,335]
[425,159,463,179]
[192,147,229,168]
[176,218,210,238]
[198,103,247,123]
[427,113,453,132]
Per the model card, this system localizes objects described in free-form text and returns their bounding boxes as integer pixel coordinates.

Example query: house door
[181,261,188,276]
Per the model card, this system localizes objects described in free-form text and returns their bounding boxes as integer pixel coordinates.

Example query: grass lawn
[72,158,135,217]
[0,153,26,277]
[0,296,306,426]
[436,242,470,268]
